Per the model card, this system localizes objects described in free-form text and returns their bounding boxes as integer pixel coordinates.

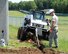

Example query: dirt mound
[0,47,67,54]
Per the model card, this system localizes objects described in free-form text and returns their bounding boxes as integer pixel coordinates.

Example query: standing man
[48,9,58,48]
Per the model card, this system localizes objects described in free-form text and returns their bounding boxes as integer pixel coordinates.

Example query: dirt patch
[0,47,67,54]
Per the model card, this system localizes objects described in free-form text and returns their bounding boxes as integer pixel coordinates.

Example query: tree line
[9,0,68,13]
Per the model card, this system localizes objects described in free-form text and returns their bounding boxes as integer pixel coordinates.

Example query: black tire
[17,27,22,40]
[17,27,27,41]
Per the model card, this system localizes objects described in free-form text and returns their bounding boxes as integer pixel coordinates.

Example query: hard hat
[48,9,54,14]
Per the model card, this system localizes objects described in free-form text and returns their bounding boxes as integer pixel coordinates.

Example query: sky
[8,0,33,3]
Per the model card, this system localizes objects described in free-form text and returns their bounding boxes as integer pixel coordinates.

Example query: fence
[9,15,68,27]
[9,16,24,27]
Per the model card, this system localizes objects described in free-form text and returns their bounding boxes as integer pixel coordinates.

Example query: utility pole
[0,0,9,45]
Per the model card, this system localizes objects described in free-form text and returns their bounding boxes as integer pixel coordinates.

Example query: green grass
[8,11,68,52]
[9,25,18,39]
[9,10,26,17]
[58,25,68,52]
[9,25,36,48]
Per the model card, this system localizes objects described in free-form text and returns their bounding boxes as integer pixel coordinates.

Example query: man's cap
[48,9,54,14]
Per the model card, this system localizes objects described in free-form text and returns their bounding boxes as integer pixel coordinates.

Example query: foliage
[9,0,68,13]
[9,1,18,10]
[9,1,37,11]
[51,0,68,13]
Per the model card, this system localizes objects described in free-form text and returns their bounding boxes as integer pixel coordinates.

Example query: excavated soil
[0,47,67,54]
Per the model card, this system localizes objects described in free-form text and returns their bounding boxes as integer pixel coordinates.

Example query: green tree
[34,0,44,10]
[9,0,68,13]
[25,1,37,11]
[9,1,18,10]
[51,0,68,13]
[18,1,37,11]
[9,1,13,10]
[18,1,24,10]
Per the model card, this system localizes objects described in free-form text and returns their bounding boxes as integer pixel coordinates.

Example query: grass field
[9,10,26,17]
[9,11,68,52]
